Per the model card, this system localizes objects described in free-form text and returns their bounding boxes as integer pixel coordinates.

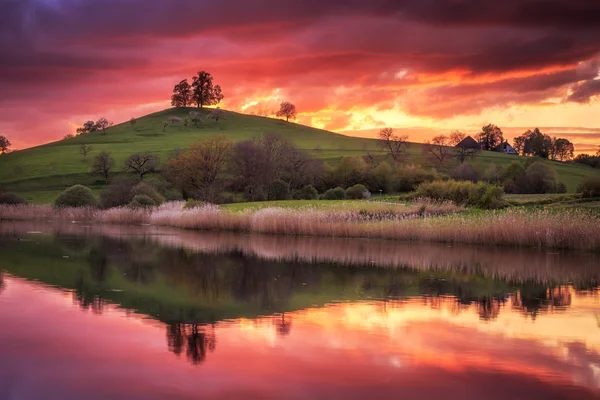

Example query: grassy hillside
[1,107,598,203]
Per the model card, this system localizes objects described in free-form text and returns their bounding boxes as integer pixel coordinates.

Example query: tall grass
[1,201,600,250]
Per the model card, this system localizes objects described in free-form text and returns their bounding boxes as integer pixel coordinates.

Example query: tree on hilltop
[0,136,11,154]
[377,128,409,167]
[276,102,297,122]
[192,71,224,108]
[95,117,113,135]
[171,79,193,107]
[477,124,504,151]
[77,121,97,135]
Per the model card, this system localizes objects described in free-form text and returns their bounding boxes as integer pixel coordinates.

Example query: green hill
[0,107,598,203]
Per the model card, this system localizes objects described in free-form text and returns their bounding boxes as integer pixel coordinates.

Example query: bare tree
[425,135,453,167]
[130,117,137,131]
[377,128,409,167]
[190,111,203,127]
[63,134,75,140]
[123,151,160,181]
[91,151,115,183]
[449,130,466,146]
[79,144,93,160]
[183,118,189,129]
[0,135,11,154]
[162,121,169,132]
[95,117,113,135]
[455,145,479,163]
[276,102,297,122]
[207,108,225,127]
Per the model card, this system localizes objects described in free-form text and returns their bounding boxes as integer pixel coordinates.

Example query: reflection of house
[495,141,518,155]
[455,136,480,149]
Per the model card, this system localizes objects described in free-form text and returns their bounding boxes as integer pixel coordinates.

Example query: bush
[268,179,291,201]
[99,176,136,208]
[0,193,27,205]
[345,184,370,200]
[184,199,206,209]
[129,195,156,208]
[452,163,479,182]
[322,187,346,200]
[244,184,267,202]
[522,161,563,194]
[294,185,319,200]
[55,185,98,208]
[577,177,600,198]
[416,180,504,209]
[396,165,437,192]
[131,182,165,205]
[163,189,184,201]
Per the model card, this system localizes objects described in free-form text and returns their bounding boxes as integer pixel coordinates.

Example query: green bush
[244,184,267,202]
[577,177,600,198]
[0,193,27,205]
[396,165,437,192]
[521,161,564,194]
[416,180,504,209]
[131,182,165,205]
[99,176,136,208]
[55,185,98,208]
[129,195,156,208]
[322,187,346,200]
[294,185,319,200]
[345,184,370,200]
[268,179,291,201]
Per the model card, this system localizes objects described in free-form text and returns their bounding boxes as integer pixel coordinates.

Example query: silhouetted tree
[425,135,453,167]
[0,135,11,154]
[123,151,160,180]
[191,71,224,108]
[63,134,75,140]
[276,101,297,122]
[171,79,193,107]
[95,117,113,135]
[76,121,97,135]
[551,138,575,161]
[448,130,466,146]
[130,117,137,130]
[79,144,92,160]
[91,151,115,183]
[477,124,504,151]
[378,128,409,167]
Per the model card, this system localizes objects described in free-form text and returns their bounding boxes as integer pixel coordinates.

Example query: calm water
[1,222,599,399]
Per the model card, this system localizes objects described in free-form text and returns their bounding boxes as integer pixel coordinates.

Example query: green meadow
[1,107,598,203]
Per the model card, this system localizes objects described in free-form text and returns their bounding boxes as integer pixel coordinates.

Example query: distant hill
[0,107,598,203]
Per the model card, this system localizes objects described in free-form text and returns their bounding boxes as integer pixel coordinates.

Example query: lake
[1,221,599,399]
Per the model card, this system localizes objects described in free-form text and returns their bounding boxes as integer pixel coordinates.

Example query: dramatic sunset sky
[1,0,600,152]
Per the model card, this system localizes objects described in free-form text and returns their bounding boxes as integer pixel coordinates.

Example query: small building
[455,136,480,149]
[495,141,518,155]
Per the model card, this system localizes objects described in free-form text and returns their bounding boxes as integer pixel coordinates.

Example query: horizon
[1,1,600,153]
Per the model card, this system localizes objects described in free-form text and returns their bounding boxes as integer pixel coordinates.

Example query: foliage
[99,176,136,208]
[378,128,409,166]
[477,124,504,151]
[0,135,11,154]
[550,138,575,161]
[513,128,574,161]
[370,161,394,193]
[191,71,224,108]
[171,79,193,107]
[95,118,112,135]
[207,108,225,127]
[76,120,97,135]
[396,164,438,192]
[294,185,319,200]
[55,185,98,208]
[268,179,291,201]
[90,151,115,183]
[129,195,156,208]
[123,151,160,180]
[330,157,368,188]
[131,182,165,205]
[322,187,346,200]
[452,163,479,182]
[521,161,565,194]
[577,177,600,198]
[416,180,504,209]
[574,154,600,169]
[184,199,206,209]
[167,136,232,202]
[0,193,27,205]
[275,102,297,122]
[345,184,370,200]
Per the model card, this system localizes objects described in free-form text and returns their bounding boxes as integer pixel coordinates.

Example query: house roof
[455,136,479,149]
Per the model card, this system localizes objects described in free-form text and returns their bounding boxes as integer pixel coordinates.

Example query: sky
[1,0,600,153]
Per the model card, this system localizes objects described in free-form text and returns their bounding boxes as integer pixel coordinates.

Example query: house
[495,141,518,155]
[455,136,480,149]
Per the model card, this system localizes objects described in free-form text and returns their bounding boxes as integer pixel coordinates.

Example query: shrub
[163,189,184,201]
[322,187,346,200]
[578,177,600,198]
[345,184,370,200]
[55,185,98,208]
[268,179,291,201]
[294,185,319,200]
[416,180,504,209]
[370,161,394,193]
[99,176,136,208]
[244,184,267,202]
[522,161,563,194]
[0,193,27,205]
[452,163,479,182]
[131,182,165,205]
[184,199,206,209]
[129,195,156,208]
[396,165,437,192]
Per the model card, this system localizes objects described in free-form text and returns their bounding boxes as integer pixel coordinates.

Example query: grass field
[1,107,599,203]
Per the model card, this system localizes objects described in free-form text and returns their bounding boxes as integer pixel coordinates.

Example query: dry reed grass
[1,202,599,250]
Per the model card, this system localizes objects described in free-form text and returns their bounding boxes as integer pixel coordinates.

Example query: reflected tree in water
[477,297,506,321]
[274,313,292,336]
[0,272,5,295]
[166,323,217,365]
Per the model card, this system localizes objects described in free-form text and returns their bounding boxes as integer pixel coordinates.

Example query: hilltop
[0,107,598,203]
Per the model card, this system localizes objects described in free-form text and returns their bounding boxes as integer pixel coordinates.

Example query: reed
[1,202,599,250]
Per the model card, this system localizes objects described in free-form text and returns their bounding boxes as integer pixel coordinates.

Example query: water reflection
[1,222,600,399]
